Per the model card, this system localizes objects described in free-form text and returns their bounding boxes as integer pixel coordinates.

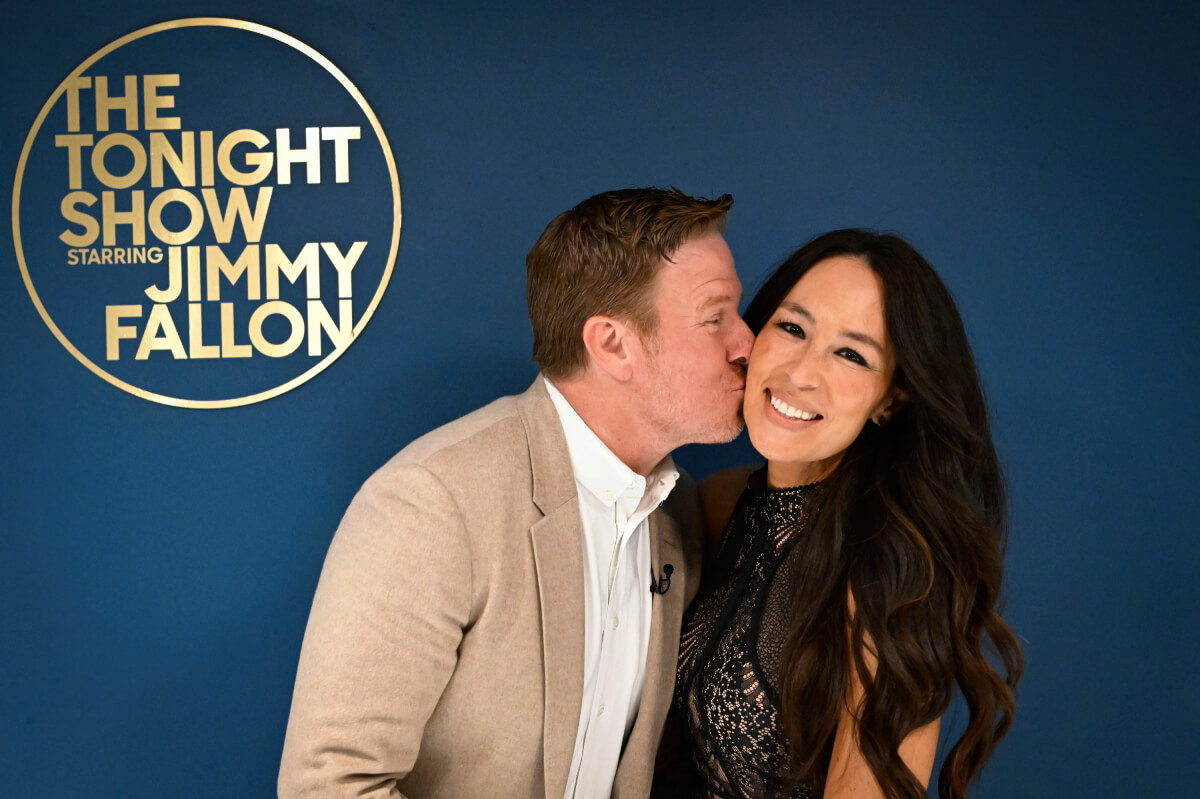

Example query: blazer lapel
[643,509,686,723]
[520,378,585,799]
[613,509,686,797]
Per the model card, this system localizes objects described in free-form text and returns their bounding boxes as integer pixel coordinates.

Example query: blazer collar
[520,375,584,799]
[517,376,577,515]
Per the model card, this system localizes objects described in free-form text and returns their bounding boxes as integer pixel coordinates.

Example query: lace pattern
[673,469,816,799]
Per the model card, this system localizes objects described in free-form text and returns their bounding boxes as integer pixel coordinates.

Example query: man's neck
[547,375,666,478]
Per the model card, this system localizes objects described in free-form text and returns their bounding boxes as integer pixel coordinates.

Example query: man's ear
[580,315,638,381]
[870,387,910,426]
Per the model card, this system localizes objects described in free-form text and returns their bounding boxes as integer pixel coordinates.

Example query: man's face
[633,231,753,451]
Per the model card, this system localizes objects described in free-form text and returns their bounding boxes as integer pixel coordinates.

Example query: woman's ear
[871,387,910,426]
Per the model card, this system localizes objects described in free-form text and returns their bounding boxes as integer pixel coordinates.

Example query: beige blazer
[279,378,703,799]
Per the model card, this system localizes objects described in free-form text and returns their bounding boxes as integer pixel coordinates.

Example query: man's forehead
[653,271,742,316]
[653,260,734,304]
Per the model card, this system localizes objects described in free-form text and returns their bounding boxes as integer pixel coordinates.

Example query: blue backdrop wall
[2,2,1196,796]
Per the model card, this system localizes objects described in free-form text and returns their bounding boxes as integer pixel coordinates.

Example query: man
[278,188,753,799]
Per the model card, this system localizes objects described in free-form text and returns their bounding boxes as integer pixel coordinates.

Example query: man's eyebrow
[779,302,884,353]
[699,293,738,308]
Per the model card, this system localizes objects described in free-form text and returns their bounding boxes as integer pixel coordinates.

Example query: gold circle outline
[11,17,402,409]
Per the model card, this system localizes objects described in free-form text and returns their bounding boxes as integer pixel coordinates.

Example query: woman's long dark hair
[742,230,1023,799]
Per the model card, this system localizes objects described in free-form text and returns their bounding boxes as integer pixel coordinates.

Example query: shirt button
[598,703,606,716]
[611,616,620,630]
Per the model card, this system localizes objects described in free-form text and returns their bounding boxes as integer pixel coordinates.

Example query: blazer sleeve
[278,462,472,799]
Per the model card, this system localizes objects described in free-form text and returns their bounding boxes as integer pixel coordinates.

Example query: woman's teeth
[770,395,819,421]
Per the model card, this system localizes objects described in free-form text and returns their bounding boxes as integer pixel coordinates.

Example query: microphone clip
[650,563,674,595]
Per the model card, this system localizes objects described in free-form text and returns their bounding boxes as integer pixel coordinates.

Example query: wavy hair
[742,230,1023,799]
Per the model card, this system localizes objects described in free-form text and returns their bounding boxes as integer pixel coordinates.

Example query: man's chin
[698,417,744,446]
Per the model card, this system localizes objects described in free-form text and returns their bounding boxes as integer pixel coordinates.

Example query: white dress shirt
[544,377,679,799]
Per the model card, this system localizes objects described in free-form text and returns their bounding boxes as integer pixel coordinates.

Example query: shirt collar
[543,376,679,509]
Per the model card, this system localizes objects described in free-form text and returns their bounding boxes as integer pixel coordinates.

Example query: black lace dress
[672,469,816,799]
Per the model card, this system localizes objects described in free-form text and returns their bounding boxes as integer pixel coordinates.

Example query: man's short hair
[526,187,734,380]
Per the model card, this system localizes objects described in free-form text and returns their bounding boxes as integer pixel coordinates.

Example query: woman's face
[744,255,905,487]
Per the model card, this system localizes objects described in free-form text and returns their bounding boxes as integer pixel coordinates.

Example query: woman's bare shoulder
[699,465,759,551]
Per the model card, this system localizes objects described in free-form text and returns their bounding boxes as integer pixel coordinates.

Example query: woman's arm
[824,598,940,798]
[824,671,940,797]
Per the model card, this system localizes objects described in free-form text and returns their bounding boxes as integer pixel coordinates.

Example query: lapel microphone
[650,563,673,595]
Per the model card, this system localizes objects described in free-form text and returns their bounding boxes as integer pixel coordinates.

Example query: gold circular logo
[12,18,402,408]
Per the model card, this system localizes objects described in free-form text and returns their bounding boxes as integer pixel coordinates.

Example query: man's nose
[727,314,754,364]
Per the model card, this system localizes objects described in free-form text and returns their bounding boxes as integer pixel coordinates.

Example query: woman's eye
[838,348,868,367]
[776,321,805,338]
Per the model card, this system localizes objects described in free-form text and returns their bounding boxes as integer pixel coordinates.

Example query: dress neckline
[745,466,820,496]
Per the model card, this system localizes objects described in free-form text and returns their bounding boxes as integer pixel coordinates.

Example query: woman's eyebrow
[779,301,813,321]
[840,330,885,354]
[781,301,883,353]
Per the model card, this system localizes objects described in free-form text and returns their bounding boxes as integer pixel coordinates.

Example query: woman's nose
[784,347,821,389]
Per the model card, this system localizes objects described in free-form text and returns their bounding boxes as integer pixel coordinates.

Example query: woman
[669,230,1023,799]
